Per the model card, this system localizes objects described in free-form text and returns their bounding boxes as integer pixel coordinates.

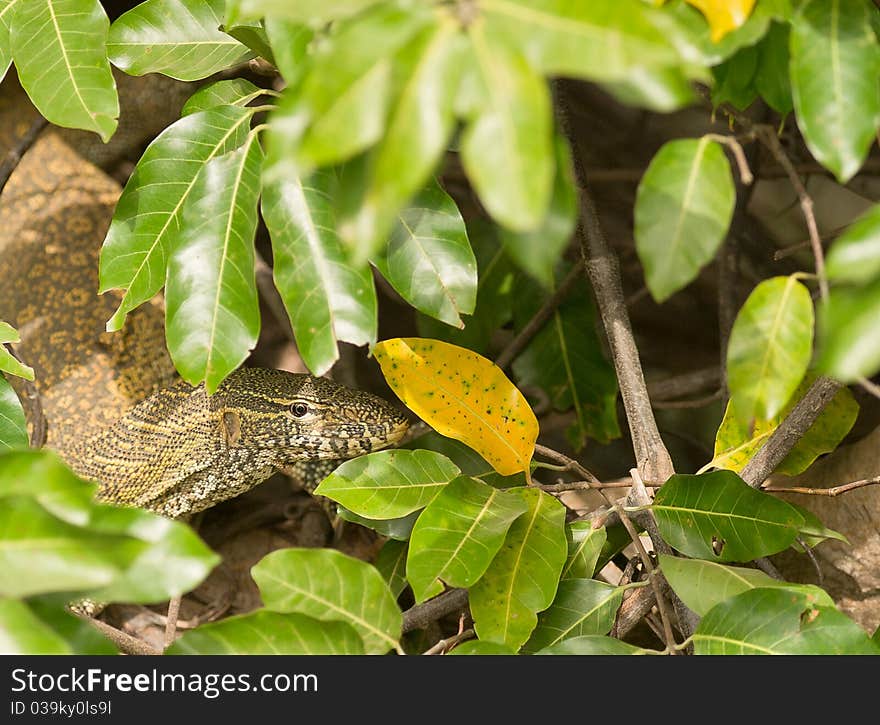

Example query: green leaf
[659,554,810,616]
[754,21,792,114]
[261,170,377,376]
[25,596,117,654]
[522,579,623,653]
[10,0,117,141]
[221,20,274,66]
[167,610,364,654]
[108,0,253,81]
[819,278,880,381]
[99,105,254,332]
[227,0,380,26]
[791,503,848,548]
[0,321,33,380]
[344,19,462,258]
[512,274,621,449]
[406,476,528,602]
[602,65,697,113]
[0,376,27,451]
[652,470,805,562]
[709,376,858,475]
[0,0,15,81]
[0,599,71,654]
[537,634,652,655]
[374,179,477,328]
[790,0,880,182]
[252,547,402,654]
[181,78,264,116]
[460,25,553,232]
[711,43,759,110]
[498,136,577,287]
[264,17,312,84]
[481,0,680,82]
[693,586,880,654]
[0,450,218,601]
[336,506,420,541]
[314,449,460,520]
[269,4,432,175]
[165,135,263,393]
[634,137,736,302]
[726,276,814,423]
[470,488,567,649]
[448,640,518,655]
[562,523,607,580]
[375,539,408,598]
[826,203,880,285]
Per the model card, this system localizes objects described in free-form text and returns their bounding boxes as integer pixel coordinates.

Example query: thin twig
[538,479,647,494]
[646,367,720,401]
[858,377,880,400]
[494,261,584,370]
[163,595,182,649]
[763,475,880,497]
[704,133,754,185]
[0,116,48,195]
[402,588,469,633]
[533,443,600,484]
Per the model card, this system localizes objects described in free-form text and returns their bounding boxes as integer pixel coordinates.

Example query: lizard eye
[290,402,309,418]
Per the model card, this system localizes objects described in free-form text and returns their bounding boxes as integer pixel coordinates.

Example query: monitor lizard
[0,77,408,519]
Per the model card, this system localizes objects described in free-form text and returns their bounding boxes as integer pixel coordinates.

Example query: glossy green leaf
[754,21,792,114]
[168,611,364,654]
[448,640,518,655]
[165,135,263,393]
[460,25,553,232]
[790,0,880,182]
[634,137,735,302]
[336,507,420,541]
[261,170,377,376]
[406,476,528,602]
[0,377,27,451]
[0,321,33,380]
[252,547,402,654]
[108,0,253,81]
[791,503,848,548]
[0,450,218,601]
[227,0,379,25]
[100,105,253,332]
[470,488,567,650]
[0,599,71,654]
[481,0,679,82]
[659,554,814,616]
[693,586,880,654]
[826,203,880,285]
[537,635,652,655]
[314,449,460,520]
[710,377,858,475]
[512,275,621,449]
[268,4,432,175]
[345,20,461,258]
[819,279,880,381]
[375,539,408,599]
[523,579,623,653]
[374,180,477,328]
[711,43,758,110]
[652,470,804,562]
[222,21,274,66]
[498,136,577,287]
[181,78,264,116]
[10,0,117,141]
[0,0,15,81]
[726,276,814,423]
[562,523,607,580]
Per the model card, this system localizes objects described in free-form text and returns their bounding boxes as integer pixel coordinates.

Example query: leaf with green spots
[165,135,263,393]
[405,476,528,603]
[522,579,624,653]
[252,547,402,654]
[0,376,27,451]
[537,635,653,655]
[314,449,460,520]
[375,539,408,599]
[470,488,567,650]
[11,0,118,141]
[562,523,606,580]
[108,0,253,81]
[167,611,364,654]
[652,470,805,562]
[693,586,880,654]
[790,0,880,182]
[374,338,539,476]
[726,276,814,424]
[634,137,736,302]
[819,278,880,381]
[374,179,477,328]
[0,322,33,381]
[825,203,880,285]
[181,78,264,116]
[709,376,858,475]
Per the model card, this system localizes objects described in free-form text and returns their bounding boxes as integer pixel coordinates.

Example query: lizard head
[215,367,409,461]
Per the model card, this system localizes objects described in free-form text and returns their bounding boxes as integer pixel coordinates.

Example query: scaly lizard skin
[0,78,408,517]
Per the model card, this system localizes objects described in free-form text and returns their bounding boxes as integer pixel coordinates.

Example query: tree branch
[402,588,469,633]
[764,475,880,497]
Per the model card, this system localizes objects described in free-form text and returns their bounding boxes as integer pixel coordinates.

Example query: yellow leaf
[373,338,538,475]
[686,0,757,42]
